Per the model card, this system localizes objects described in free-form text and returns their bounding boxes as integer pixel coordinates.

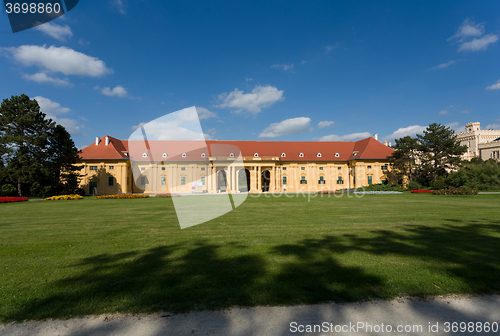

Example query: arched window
[254,153,259,157]
[182,153,187,158]
[299,153,304,157]
[281,152,286,157]
[317,153,322,157]
[162,153,167,158]
[229,153,235,157]
[334,153,340,158]
[201,153,206,158]
[142,153,148,158]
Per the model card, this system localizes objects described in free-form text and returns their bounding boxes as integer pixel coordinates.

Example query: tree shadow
[3,219,500,332]
[80,167,123,195]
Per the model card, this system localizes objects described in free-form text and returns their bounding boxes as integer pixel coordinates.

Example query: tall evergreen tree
[389,123,467,186]
[0,94,55,196]
[46,124,82,195]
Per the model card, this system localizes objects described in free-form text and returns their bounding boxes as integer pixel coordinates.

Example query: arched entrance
[217,170,227,192]
[262,169,271,192]
[238,169,250,192]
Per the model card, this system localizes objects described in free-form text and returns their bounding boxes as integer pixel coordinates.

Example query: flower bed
[432,187,478,196]
[0,197,28,203]
[45,194,83,200]
[155,193,181,197]
[95,194,149,199]
[411,190,433,193]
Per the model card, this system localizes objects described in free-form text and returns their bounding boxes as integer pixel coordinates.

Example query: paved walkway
[1,295,499,336]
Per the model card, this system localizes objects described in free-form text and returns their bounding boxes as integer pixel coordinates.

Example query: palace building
[78,135,396,195]
[456,122,500,161]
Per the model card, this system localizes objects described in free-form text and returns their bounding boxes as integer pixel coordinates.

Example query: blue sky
[1,0,499,148]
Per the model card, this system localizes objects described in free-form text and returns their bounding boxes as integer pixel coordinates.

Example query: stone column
[257,165,261,193]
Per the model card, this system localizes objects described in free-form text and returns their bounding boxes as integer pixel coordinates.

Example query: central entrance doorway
[217,170,227,192]
[262,169,271,192]
[238,169,250,192]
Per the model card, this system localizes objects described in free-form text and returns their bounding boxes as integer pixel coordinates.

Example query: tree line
[0,94,81,197]
[388,123,500,190]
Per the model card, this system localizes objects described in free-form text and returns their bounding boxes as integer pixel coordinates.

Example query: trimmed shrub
[432,187,478,196]
[411,190,433,193]
[316,190,342,194]
[408,181,422,191]
[0,197,28,203]
[74,188,86,197]
[45,194,83,200]
[95,194,149,199]
[0,184,16,196]
[155,193,181,197]
[358,183,405,192]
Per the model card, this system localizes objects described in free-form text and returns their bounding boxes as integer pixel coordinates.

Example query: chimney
[384,140,388,146]
[373,133,378,141]
[95,137,100,146]
[389,141,392,147]
[105,136,110,146]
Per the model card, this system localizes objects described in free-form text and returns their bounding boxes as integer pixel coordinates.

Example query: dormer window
[254,153,259,157]
[316,153,322,158]
[229,153,234,158]
[182,153,187,158]
[334,153,340,157]
[142,153,148,158]
[281,152,286,157]
[201,153,206,158]
[299,153,304,157]
[162,153,167,158]
[353,152,357,157]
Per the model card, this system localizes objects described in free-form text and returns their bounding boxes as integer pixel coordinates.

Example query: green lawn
[1,193,499,322]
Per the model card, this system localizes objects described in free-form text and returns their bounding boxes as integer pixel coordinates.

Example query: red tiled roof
[79,137,393,162]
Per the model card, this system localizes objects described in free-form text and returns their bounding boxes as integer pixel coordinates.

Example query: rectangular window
[141,167,145,171]
[201,176,205,185]
[141,176,146,185]
[108,176,114,186]
[368,176,372,185]
[283,167,287,170]
[181,167,186,171]
[398,175,403,185]
[181,176,186,185]
[283,176,287,184]
[382,180,388,185]
[127,177,129,185]
[300,176,307,184]
[381,165,388,170]
[89,166,97,171]
[161,176,166,185]
[319,167,323,170]
[201,167,205,170]
[338,166,341,170]
[318,176,325,184]
[337,176,343,184]
[301,167,305,170]
[367,165,372,169]
[161,167,165,171]
[109,166,114,170]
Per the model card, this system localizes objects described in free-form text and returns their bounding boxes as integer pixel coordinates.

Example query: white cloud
[439,110,448,115]
[34,22,72,41]
[301,60,307,65]
[325,43,339,52]
[258,117,311,138]
[461,109,470,114]
[5,45,113,77]
[318,132,371,141]
[317,121,334,128]
[485,124,500,130]
[271,63,294,71]
[382,125,426,141]
[196,107,218,120]
[96,85,128,97]
[78,38,90,46]
[427,59,460,71]
[23,72,70,86]
[446,122,466,134]
[111,0,126,14]
[245,78,253,81]
[34,96,81,135]
[34,96,70,115]
[486,80,500,90]
[216,85,284,114]
[458,34,498,52]
[448,19,498,52]
[448,19,485,42]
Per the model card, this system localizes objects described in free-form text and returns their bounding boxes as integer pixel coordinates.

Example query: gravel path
[1,295,499,336]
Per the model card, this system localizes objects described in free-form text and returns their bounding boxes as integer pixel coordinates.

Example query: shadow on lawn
[4,219,500,328]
